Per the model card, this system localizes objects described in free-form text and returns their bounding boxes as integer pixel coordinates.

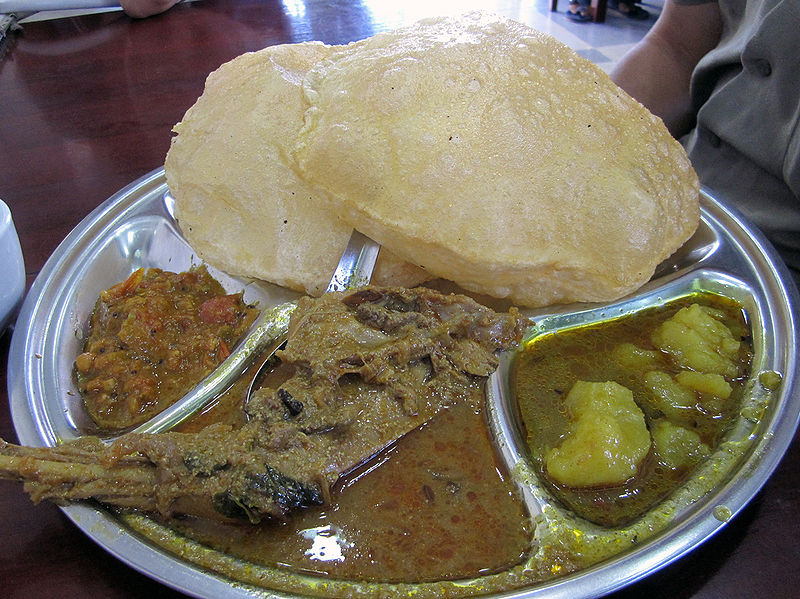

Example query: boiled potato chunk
[612,342,661,373]
[545,381,651,487]
[643,369,732,424]
[644,370,697,415]
[675,370,732,399]
[650,304,740,377]
[651,419,710,470]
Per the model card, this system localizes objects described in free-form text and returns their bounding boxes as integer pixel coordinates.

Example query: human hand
[119,0,181,18]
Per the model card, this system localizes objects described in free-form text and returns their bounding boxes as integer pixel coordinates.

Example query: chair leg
[592,0,608,22]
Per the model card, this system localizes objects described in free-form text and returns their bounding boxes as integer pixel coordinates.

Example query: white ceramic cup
[0,199,26,334]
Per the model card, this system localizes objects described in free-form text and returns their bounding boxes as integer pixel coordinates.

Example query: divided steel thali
[1,2,798,599]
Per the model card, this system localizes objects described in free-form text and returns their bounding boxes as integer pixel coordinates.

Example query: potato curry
[515,293,752,528]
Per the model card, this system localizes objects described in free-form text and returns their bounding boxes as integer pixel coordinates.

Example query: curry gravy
[160,287,533,583]
[514,292,752,527]
[115,289,766,596]
[171,393,531,583]
[75,267,258,431]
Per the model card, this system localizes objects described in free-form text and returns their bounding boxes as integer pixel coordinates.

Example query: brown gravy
[170,393,531,583]
[73,269,756,592]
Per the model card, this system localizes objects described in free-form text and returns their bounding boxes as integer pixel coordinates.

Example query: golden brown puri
[165,42,429,297]
[167,12,699,307]
[295,13,699,306]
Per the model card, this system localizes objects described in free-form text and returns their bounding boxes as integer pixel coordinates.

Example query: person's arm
[119,0,180,18]
[610,0,722,137]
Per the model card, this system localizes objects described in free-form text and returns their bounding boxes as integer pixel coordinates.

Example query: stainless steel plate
[8,168,800,598]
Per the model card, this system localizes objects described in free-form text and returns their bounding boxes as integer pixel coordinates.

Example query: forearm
[611,35,697,136]
[610,1,722,138]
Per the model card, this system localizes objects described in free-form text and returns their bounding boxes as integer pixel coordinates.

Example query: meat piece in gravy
[0,287,527,523]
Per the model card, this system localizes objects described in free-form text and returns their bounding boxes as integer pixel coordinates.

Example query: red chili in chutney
[75,266,258,431]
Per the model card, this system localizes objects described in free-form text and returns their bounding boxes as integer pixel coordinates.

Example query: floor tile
[523,0,662,69]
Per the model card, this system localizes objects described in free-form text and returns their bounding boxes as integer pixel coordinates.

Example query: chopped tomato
[101,268,145,302]
[199,294,241,324]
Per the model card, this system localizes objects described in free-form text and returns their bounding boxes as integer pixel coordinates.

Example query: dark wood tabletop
[0,2,798,598]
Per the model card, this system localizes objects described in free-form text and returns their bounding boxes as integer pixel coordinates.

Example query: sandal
[566,2,592,22]
[610,0,650,20]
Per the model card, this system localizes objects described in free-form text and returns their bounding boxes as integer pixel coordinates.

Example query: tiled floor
[522,0,663,72]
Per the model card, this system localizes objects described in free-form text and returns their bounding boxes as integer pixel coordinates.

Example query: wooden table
[0,2,798,598]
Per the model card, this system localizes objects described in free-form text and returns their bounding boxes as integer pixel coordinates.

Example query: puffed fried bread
[165,42,430,297]
[294,13,699,306]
